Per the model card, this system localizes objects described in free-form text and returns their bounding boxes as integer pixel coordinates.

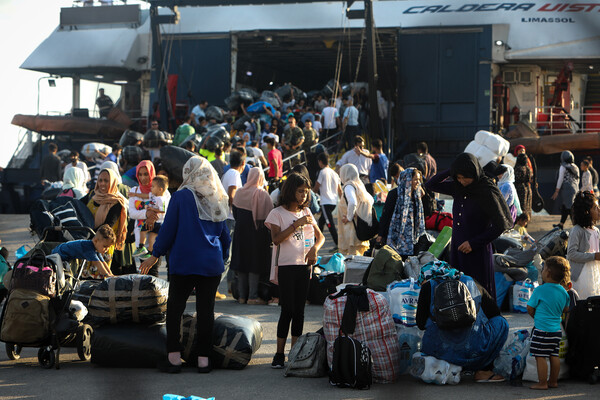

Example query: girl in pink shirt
[265,172,325,369]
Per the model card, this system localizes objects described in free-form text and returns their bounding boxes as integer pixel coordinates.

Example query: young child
[132,175,170,260]
[51,224,115,279]
[580,159,593,193]
[515,212,535,244]
[527,255,571,390]
[264,172,324,369]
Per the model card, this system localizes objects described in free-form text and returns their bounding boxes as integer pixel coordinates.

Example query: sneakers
[139,252,152,260]
[133,246,148,258]
[271,353,285,369]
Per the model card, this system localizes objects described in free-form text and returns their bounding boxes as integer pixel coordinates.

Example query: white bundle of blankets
[464,131,510,167]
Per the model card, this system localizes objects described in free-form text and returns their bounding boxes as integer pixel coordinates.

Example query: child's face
[93,237,113,254]
[295,184,309,205]
[152,183,166,197]
[516,218,529,227]
[581,162,588,171]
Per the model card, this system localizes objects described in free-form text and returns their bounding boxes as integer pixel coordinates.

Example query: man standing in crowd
[417,141,437,180]
[104,143,122,164]
[265,137,282,182]
[282,115,304,157]
[342,96,360,151]
[40,142,61,183]
[321,100,340,140]
[302,120,318,153]
[173,115,196,146]
[354,139,388,185]
[314,93,327,113]
[314,152,341,247]
[336,135,372,185]
[191,100,208,127]
[96,88,114,118]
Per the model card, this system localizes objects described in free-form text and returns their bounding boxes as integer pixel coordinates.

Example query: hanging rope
[353,23,366,87]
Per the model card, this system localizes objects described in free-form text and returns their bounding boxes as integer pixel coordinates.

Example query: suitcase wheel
[5,343,22,360]
[76,324,93,361]
[38,347,55,369]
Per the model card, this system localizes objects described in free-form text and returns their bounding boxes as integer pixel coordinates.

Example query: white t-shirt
[322,106,339,130]
[148,193,169,224]
[265,206,315,267]
[336,150,372,176]
[191,104,205,124]
[312,120,322,134]
[317,167,341,206]
[221,168,242,220]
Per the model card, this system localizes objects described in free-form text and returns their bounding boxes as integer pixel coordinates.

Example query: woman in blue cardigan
[140,156,231,374]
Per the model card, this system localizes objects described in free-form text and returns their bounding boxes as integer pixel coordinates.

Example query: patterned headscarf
[418,260,462,285]
[92,169,128,250]
[179,156,229,222]
[387,168,425,256]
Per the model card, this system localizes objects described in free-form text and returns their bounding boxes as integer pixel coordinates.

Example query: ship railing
[531,106,600,136]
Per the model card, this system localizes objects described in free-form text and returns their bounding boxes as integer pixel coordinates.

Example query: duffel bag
[72,279,103,307]
[87,274,168,326]
[0,288,52,344]
[425,211,453,231]
[12,248,57,298]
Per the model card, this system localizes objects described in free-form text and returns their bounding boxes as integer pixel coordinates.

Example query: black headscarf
[450,153,513,232]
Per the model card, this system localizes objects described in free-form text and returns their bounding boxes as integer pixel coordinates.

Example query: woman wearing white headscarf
[59,167,87,199]
[497,164,522,222]
[338,163,373,255]
[140,156,231,374]
[551,150,580,229]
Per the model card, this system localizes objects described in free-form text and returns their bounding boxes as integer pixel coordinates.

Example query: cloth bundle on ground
[30,197,95,241]
[397,325,424,374]
[90,323,167,368]
[86,274,169,326]
[143,130,169,148]
[81,142,112,162]
[72,279,103,307]
[179,313,263,370]
[119,129,144,147]
[537,227,569,260]
[364,245,405,291]
[323,286,400,383]
[403,251,437,280]
[464,130,510,168]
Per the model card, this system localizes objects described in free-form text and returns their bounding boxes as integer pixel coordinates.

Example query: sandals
[476,373,505,383]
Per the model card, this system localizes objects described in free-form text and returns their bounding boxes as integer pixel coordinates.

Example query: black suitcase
[566,295,600,383]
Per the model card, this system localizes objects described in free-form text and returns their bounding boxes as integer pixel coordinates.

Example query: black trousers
[166,274,221,356]
[560,205,571,225]
[318,204,338,245]
[276,265,310,339]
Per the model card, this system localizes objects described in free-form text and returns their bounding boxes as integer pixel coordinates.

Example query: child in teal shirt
[527,256,571,390]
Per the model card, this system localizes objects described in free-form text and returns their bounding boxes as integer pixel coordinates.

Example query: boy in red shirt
[266,137,283,180]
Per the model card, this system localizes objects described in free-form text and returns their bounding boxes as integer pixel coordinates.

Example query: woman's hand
[146,208,159,225]
[342,215,349,224]
[305,246,318,265]
[140,256,158,274]
[458,241,472,254]
[551,189,559,200]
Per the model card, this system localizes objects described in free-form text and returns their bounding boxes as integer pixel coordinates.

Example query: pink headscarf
[232,167,273,229]
[136,160,156,194]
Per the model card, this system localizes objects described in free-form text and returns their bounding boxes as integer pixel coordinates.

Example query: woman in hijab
[231,167,273,305]
[424,153,513,299]
[59,167,87,199]
[140,156,231,374]
[129,160,156,261]
[99,160,130,195]
[514,151,533,215]
[497,164,522,222]
[82,168,129,278]
[376,168,425,256]
[338,164,374,255]
[551,150,580,229]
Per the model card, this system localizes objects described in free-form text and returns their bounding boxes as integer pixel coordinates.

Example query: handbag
[343,190,379,242]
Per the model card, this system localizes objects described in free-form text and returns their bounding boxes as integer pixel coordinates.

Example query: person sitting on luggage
[376,167,425,256]
[416,260,509,383]
[515,213,535,244]
[51,224,115,278]
[527,256,571,390]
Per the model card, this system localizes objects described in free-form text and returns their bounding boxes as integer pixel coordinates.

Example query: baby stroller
[0,226,95,369]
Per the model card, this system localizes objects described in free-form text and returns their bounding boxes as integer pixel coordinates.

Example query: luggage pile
[464,130,510,168]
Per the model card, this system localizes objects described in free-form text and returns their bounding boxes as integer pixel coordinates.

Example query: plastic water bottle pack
[512,279,537,313]
[410,352,462,385]
[387,279,420,326]
[397,325,424,374]
[493,329,531,380]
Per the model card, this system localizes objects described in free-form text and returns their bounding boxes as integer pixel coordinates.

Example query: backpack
[537,228,569,260]
[363,245,404,291]
[11,248,57,298]
[433,279,477,330]
[0,288,52,344]
[329,334,373,389]
[284,332,328,378]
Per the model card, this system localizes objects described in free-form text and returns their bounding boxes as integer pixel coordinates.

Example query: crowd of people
[19,89,600,387]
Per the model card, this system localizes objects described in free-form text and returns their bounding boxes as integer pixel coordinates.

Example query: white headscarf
[179,156,229,222]
[62,167,87,199]
[340,163,374,224]
[99,161,123,184]
[497,164,522,213]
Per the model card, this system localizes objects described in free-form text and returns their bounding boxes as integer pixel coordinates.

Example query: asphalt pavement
[1,213,598,400]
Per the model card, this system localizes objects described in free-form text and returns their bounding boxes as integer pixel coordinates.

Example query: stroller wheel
[38,347,55,369]
[76,324,93,361]
[5,343,22,360]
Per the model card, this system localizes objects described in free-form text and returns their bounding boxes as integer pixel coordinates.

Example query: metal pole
[150,5,170,131]
[364,0,381,141]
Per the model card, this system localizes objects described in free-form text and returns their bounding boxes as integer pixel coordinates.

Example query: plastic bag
[317,253,345,274]
[387,279,420,326]
[573,260,600,300]
[119,129,144,147]
[512,279,537,313]
[523,328,569,381]
[493,329,531,379]
[410,352,461,385]
[397,325,423,374]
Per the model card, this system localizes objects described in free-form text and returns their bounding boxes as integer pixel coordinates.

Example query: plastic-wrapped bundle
[122,145,144,166]
[180,313,263,369]
[410,352,462,385]
[90,323,167,367]
[143,129,169,148]
[224,90,255,111]
[81,142,112,161]
[119,129,144,147]
[494,329,531,379]
[275,84,304,102]
[232,115,252,132]
[204,106,225,123]
[259,90,281,109]
[159,146,197,182]
[72,279,103,307]
[87,274,169,326]
[178,133,203,150]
